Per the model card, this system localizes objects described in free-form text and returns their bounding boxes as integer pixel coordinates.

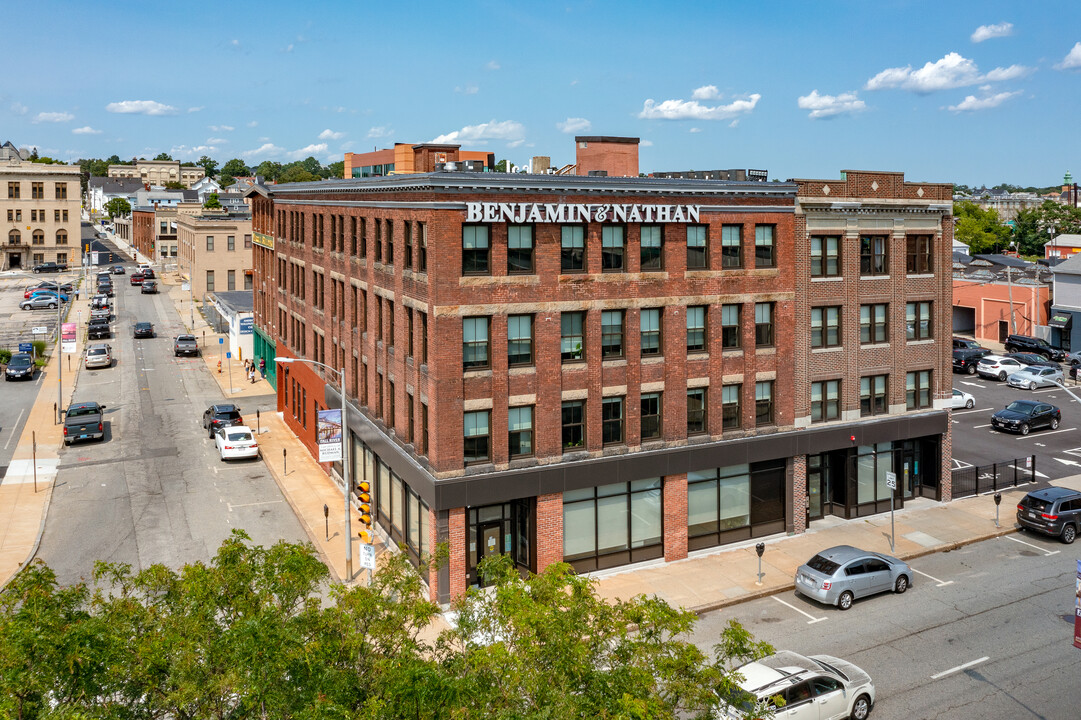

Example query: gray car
[19,295,60,311]
[83,343,113,369]
[794,545,912,610]
[1006,365,1064,390]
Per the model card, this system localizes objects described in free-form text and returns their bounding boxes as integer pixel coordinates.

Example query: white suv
[719,651,875,720]
[976,354,1028,381]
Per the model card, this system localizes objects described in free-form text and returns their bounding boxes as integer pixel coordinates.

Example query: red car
[130,272,144,285]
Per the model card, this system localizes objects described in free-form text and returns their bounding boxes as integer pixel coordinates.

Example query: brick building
[246,167,953,603]
[1,141,81,271]
[344,143,493,178]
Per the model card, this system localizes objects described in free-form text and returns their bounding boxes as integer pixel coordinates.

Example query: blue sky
[5,1,1080,187]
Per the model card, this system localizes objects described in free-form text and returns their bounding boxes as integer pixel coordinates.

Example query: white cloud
[72,126,102,135]
[637,93,760,120]
[865,52,1032,93]
[209,125,234,132]
[691,85,720,100]
[486,60,500,71]
[367,126,392,139]
[640,139,653,147]
[947,90,1021,112]
[556,117,591,134]
[455,84,479,95]
[971,22,1013,43]
[106,100,178,116]
[11,102,27,115]
[207,137,228,144]
[33,111,74,123]
[797,90,867,119]
[1055,42,1081,70]
[247,120,259,128]
[188,106,204,113]
[286,143,328,160]
[243,142,284,160]
[318,129,345,140]
[431,120,526,145]
[689,127,702,133]
[170,144,219,158]
[231,39,240,46]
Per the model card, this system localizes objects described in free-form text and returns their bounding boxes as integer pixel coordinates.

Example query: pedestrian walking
[259,357,266,378]
[249,367,257,384]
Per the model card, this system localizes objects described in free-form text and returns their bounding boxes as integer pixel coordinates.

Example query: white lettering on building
[465,202,701,224]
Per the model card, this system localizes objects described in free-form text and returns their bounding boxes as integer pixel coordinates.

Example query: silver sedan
[1006,366,1064,390]
[794,545,912,610]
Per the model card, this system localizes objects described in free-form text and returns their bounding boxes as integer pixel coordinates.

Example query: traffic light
[357,481,372,543]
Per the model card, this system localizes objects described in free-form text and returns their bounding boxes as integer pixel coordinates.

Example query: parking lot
[950,366,1081,482]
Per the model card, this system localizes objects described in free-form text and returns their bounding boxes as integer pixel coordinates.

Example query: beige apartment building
[2,142,82,271]
[108,160,206,189]
[177,211,253,299]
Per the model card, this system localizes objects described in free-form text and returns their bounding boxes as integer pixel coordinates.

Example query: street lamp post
[274,357,352,579]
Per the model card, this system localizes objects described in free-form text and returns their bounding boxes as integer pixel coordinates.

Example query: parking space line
[930,656,989,680]
[1004,535,1060,556]
[911,568,954,587]
[1014,427,1077,439]
[772,596,827,624]
[974,423,993,429]
[958,381,985,388]
[3,408,26,451]
[952,459,974,470]
[1064,447,1081,458]
[953,407,992,416]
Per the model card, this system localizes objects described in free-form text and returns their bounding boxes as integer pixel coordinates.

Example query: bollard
[755,542,765,586]
[324,503,329,540]
[54,402,58,425]
[256,409,261,436]
[283,447,288,475]
[994,492,1002,528]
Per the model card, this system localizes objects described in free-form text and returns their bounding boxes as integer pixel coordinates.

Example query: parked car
[91,294,109,308]
[140,279,158,294]
[952,347,990,375]
[133,322,155,338]
[4,352,35,381]
[1007,366,1064,390]
[19,295,60,311]
[953,337,987,351]
[63,401,106,445]
[142,268,155,279]
[173,334,199,356]
[717,650,875,720]
[90,305,111,321]
[214,425,260,461]
[949,388,975,409]
[33,261,67,273]
[991,399,1061,435]
[976,354,1028,381]
[1003,334,1065,361]
[29,290,69,303]
[1016,487,1081,544]
[83,343,113,369]
[130,272,144,285]
[87,319,111,339]
[794,545,911,610]
[111,265,126,275]
[26,281,72,295]
[202,404,243,437]
[1005,352,1061,370]
[96,283,114,298]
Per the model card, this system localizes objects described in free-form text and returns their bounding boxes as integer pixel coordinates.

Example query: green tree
[327,160,345,179]
[153,152,173,161]
[103,198,131,219]
[493,158,507,173]
[278,164,318,184]
[196,155,219,178]
[253,160,282,182]
[105,155,122,165]
[953,200,1010,254]
[1011,207,1046,256]
[219,158,250,187]
[1034,198,1081,237]
[163,181,185,190]
[203,193,222,209]
[299,155,325,178]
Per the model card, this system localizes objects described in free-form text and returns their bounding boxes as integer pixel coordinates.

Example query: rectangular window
[906,235,933,274]
[906,370,932,410]
[810,306,841,348]
[406,310,414,360]
[404,222,413,268]
[227,270,236,291]
[227,235,235,251]
[687,388,707,435]
[860,303,889,344]
[641,392,662,440]
[421,402,428,454]
[31,182,43,199]
[860,235,888,276]
[602,397,625,445]
[906,301,933,340]
[811,380,840,422]
[601,226,625,271]
[721,225,742,268]
[640,225,663,271]
[754,302,774,347]
[55,182,67,200]
[686,225,708,269]
[406,392,414,443]
[860,375,889,416]
[7,182,19,199]
[811,236,841,277]
[245,234,252,249]
[244,273,252,290]
[462,317,490,370]
[206,235,214,251]
[418,222,427,272]
[640,308,662,356]
[464,411,491,464]
[721,304,741,349]
[561,311,584,362]
[508,406,534,457]
[601,310,624,358]
[420,313,428,364]
[508,314,534,366]
[755,225,776,268]
[561,226,585,272]
[562,401,585,450]
[387,301,395,349]
[722,384,741,429]
[375,220,383,262]
[755,381,774,425]
[686,305,707,353]
[462,225,489,275]
[508,225,534,273]
[385,220,393,264]
[206,270,215,292]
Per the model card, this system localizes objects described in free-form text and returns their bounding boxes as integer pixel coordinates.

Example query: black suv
[1017,487,1081,543]
[1004,334,1065,361]
[202,404,243,437]
[953,347,990,374]
[991,399,1061,435]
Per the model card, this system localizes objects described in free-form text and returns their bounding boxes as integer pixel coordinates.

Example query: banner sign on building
[1074,560,1081,650]
[61,323,77,353]
[253,231,275,250]
[239,317,254,335]
[466,202,700,224]
[317,408,343,463]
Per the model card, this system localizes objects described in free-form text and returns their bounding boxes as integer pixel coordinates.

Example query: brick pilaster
[448,506,467,600]
[792,455,808,534]
[663,473,688,561]
[536,492,564,573]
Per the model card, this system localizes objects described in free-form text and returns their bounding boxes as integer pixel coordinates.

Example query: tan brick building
[177,211,253,298]
[1,142,81,271]
[108,159,205,189]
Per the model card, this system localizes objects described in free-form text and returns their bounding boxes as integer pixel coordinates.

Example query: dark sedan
[1006,352,1061,371]
[4,352,36,381]
[202,404,243,437]
[991,400,1061,435]
[133,322,155,338]
[140,280,158,294]
[111,265,126,274]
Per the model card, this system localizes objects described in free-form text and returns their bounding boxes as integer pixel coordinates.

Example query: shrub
[0,348,11,364]
[32,340,47,357]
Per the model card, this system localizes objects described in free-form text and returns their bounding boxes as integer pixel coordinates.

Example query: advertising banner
[317,408,343,463]
[61,323,77,353]
[1074,560,1081,650]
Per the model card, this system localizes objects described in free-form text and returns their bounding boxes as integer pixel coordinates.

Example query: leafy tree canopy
[203,193,222,209]
[277,164,318,184]
[954,200,1011,254]
[219,158,251,187]
[327,160,345,179]
[253,160,283,182]
[196,155,219,177]
[163,181,185,190]
[153,152,173,161]
[103,198,131,219]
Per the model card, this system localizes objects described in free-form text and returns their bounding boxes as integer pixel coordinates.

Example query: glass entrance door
[477,521,502,568]
[808,455,825,520]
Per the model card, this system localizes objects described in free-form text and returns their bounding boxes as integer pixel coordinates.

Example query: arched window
[32,230,45,245]
[56,229,68,245]
[8,229,20,245]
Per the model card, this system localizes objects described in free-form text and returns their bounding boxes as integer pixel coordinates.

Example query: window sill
[463,368,493,378]
[860,342,890,349]
[687,351,709,360]
[811,346,843,353]
[755,347,777,355]
[859,274,891,280]
[602,358,627,367]
[907,338,935,345]
[906,273,935,279]
[811,276,844,282]
[508,365,535,375]
[641,355,665,364]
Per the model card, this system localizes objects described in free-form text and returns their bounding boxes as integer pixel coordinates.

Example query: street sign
[18,343,32,353]
[219,337,224,344]
[886,471,897,490]
[358,543,376,570]
[31,326,47,334]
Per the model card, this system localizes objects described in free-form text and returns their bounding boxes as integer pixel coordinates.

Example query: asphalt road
[36,262,308,586]
[693,534,1080,719]
[950,368,1081,483]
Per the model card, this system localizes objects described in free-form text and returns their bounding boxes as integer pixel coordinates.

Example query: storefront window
[562,480,662,564]
[857,442,893,504]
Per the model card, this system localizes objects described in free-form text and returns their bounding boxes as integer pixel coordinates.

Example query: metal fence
[951,455,1037,499]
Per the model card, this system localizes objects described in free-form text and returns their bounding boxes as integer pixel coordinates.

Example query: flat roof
[575,136,639,144]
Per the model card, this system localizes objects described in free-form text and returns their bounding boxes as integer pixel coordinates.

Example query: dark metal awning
[1048,312,1073,329]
